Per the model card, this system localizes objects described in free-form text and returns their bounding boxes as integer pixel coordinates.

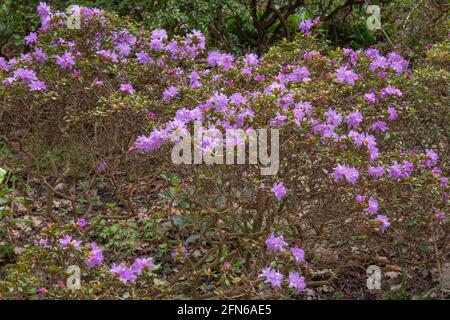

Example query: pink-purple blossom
[387,106,398,121]
[335,66,359,85]
[346,111,363,128]
[332,164,359,184]
[163,86,178,101]
[271,182,287,201]
[55,52,76,70]
[366,197,379,215]
[120,83,135,95]
[260,267,284,287]
[265,232,288,252]
[76,218,89,228]
[110,263,137,284]
[376,215,390,233]
[85,242,104,269]
[25,32,38,45]
[136,51,153,65]
[290,246,305,263]
[371,120,388,132]
[288,272,306,293]
[131,257,155,275]
[59,235,82,251]
[368,165,384,178]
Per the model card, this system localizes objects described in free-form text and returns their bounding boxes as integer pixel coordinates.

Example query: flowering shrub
[0,3,448,299]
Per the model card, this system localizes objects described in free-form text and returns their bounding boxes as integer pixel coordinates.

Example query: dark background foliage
[1,0,448,57]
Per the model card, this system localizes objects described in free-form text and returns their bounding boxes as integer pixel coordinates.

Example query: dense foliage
[0,2,448,299]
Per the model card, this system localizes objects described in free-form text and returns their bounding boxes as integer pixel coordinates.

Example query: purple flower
[163,86,178,101]
[440,178,448,187]
[85,242,104,269]
[376,215,390,233]
[271,182,287,201]
[55,52,76,70]
[402,160,414,177]
[120,83,135,95]
[325,108,343,126]
[364,93,377,105]
[136,51,153,65]
[332,164,359,184]
[25,32,38,45]
[299,18,319,34]
[365,48,381,59]
[34,48,47,63]
[229,93,246,106]
[371,120,388,132]
[76,218,89,228]
[150,29,168,42]
[131,257,155,275]
[387,52,408,73]
[289,66,310,83]
[2,77,16,86]
[110,263,137,284]
[97,49,118,62]
[381,86,402,99]
[116,43,131,57]
[134,130,166,152]
[265,232,288,252]
[59,235,81,251]
[260,267,284,287]
[387,161,403,179]
[190,69,201,88]
[255,74,266,82]
[288,272,306,293]
[387,106,398,121]
[366,197,379,215]
[335,66,359,85]
[290,246,305,263]
[346,111,363,128]
[0,57,9,71]
[368,165,384,178]
[207,51,235,70]
[37,2,51,17]
[33,235,49,248]
[93,78,104,86]
[13,68,37,84]
[28,80,46,92]
[270,112,287,127]
[370,56,389,71]
[432,167,442,176]
[424,149,439,168]
[243,53,259,66]
[355,195,366,202]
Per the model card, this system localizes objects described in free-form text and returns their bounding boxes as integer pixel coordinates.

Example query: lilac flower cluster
[59,235,82,251]
[298,18,320,35]
[271,182,287,201]
[259,267,306,293]
[110,257,155,283]
[265,233,288,252]
[261,234,307,293]
[332,164,360,184]
[86,242,104,269]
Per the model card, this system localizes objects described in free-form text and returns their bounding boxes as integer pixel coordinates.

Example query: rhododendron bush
[0,4,448,299]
